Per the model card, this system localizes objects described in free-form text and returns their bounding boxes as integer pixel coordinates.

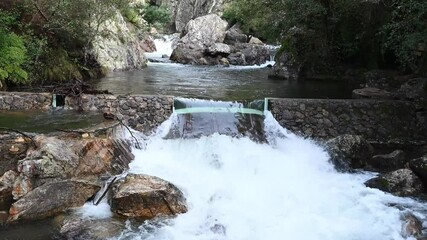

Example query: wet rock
[55,215,125,240]
[227,52,246,65]
[234,43,269,66]
[248,36,263,45]
[8,180,100,222]
[395,78,427,101]
[325,135,374,171]
[268,52,301,80]
[14,135,134,197]
[0,170,18,203]
[365,169,424,197]
[352,87,392,99]
[409,155,427,185]
[111,174,187,219]
[401,213,423,238]
[0,133,30,176]
[366,150,406,172]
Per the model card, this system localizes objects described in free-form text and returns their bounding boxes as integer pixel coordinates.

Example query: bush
[143,5,170,25]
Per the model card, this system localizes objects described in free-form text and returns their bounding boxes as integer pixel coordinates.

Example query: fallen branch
[55,121,120,135]
[0,127,37,149]
[93,176,117,206]
[116,118,142,149]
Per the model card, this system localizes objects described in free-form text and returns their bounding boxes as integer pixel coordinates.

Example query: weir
[165,98,267,141]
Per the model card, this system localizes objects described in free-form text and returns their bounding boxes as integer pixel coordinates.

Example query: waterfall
[108,98,426,240]
[145,35,178,61]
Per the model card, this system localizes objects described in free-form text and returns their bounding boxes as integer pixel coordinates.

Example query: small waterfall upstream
[78,98,425,240]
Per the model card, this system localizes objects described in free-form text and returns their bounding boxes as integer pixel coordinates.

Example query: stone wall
[269,98,426,144]
[65,94,173,133]
[0,92,173,134]
[0,92,52,110]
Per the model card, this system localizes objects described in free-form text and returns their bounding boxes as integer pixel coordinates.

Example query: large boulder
[13,134,134,199]
[8,180,100,222]
[365,169,424,197]
[178,14,228,49]
[111,174,187,219]
[268,52,301,80]
[90,11,148,71]
[366,150,407,172]
[233,43,270,66]
[224,25,247,45]
[409,155,427,185]
[325,135,374,171]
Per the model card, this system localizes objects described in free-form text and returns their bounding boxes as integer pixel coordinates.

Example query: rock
[227,52,246,65]
[248,36,263,45]
[13,135,134,199]
[170,47,205,64]
[0,170,18,203]
[90,11,147,71]
[111,174,187,219]
[325,135,374,171]
[56,215,125,240]
[409,155,427,185]
[268,52,301,80]
[141,36,157,53]
[365,169,424,197]
[366,150,406,172]
[401,213,423,238]
[8,180,100,222]
[352,87,392,99]
[0,133,29,176]
[179,14,228,49]
[207,43,231,56]
[224,25,247,45]
[233,43,270,66]
[160,0,227,32]
[363,70,400,91]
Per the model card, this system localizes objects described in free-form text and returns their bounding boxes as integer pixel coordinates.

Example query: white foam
[116,112,424,240]
[74,199,113,219]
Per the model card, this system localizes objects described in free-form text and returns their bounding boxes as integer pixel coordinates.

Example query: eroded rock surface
[365,169,424,197]
[325,134,374,171]
[111,174,187,219]
[8,180,100,222]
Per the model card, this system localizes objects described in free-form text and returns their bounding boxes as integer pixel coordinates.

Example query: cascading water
[102,98,427,240]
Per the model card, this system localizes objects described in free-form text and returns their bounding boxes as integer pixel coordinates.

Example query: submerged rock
[325,134,374,171]
[352,87,392,99]
[55,215,125,240]
[111,174,187,219]
[401,213,423,238]
[8,180,100,222]
[365,169,424,197]
[366,150,406,172]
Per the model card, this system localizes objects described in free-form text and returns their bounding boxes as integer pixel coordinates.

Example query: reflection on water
[0,109,105,133]
[94,63,359,101]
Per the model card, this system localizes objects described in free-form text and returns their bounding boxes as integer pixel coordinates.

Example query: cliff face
[151,0,228,32]
[89,11,148,72]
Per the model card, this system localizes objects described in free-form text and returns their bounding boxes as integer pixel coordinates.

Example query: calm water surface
[95,62,359,101]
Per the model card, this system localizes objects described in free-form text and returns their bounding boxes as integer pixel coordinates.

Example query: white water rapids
[80,110,424,240]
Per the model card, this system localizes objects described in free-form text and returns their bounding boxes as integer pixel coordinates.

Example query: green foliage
[382,0,427,73]
[0,9,29,84]
[122,7,139,24]
[143,5,170,25]
[224,0,427,74]
[41,48,82,83]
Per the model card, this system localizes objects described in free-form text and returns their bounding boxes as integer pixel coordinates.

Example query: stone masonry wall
[65,94,173,133]
[269,98,426,144]
[0,92,173,133]
[0,92,52,110]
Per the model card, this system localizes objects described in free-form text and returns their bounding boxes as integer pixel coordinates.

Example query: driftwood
[93,176,117,206]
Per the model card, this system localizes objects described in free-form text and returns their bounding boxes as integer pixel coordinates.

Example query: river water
[107,102,426,240]
[94,39,359,101]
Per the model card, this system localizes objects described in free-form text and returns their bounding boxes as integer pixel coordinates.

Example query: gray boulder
[111,173,187,219]
[233,43,270,66]
[207,43,231,56]
[268,52,301,80]
[409,155,427,185]
[365,169,424,197]
[325,135,374,171]
[366,150,406,172]
[8,180,100,222]
[224,25,248,45]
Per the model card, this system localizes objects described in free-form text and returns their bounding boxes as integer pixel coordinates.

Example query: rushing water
[96,101,426,240]
[94,37,360,101]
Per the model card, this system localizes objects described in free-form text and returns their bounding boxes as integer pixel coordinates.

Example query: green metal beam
[174,107,264,116]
